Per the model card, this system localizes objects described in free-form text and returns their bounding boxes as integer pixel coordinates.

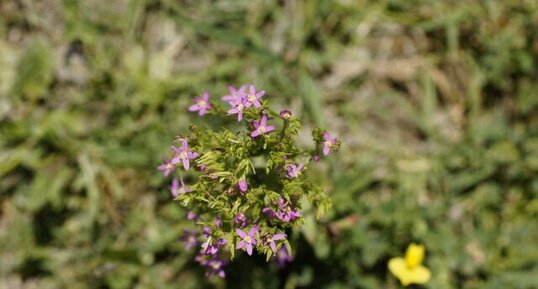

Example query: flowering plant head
[158,84,340,277]
[388,243,431,286]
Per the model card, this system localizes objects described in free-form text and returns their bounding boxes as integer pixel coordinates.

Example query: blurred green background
[1,0,537,288]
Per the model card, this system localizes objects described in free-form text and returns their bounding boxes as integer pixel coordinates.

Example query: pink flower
[221,85,246,103]
[322,132,337,156]
[236,227,258,256]
[205,258,226,278]
[265,233,286,253]
[188,92,212,116]
[285,163,305,178]
[279,109,292,120]
[157,158,175,177]
[169,177,191,197]
[186,211,198,220]
[250,114,275,138]
[227,94,247,121]
[171,140,199,170]
[238,179,248,193]
[234,212,248,227]
[179,230,197,250]
[276,246,293,267]
[264,198,301,222]
[275,203,301,222]
[202,238,228,255]
[242,84,264,108]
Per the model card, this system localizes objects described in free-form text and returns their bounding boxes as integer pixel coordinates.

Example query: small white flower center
[324,141,332,147]
[198,100,207,107]
[179,152,188,159]
[244,236,252,243]
[258,126,266,133]
[248,95,256,102]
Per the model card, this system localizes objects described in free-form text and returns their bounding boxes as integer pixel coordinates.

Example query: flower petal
[180,140,188,151]
[273,233,286,240]
[408,265,431,285]
[251,130,260,137]
[247,227,258,236]
[182,158,190,170]
[235,228,247,239]
[388,257,410,285]
[405,243,425,268]
[260,115,267,126]
[170,146,181,154]
[270,242,277,253]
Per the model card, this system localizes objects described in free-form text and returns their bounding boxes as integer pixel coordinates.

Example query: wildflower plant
[158,84,340,277]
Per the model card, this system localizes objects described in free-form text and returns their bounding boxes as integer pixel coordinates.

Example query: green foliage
[0,0,537,288]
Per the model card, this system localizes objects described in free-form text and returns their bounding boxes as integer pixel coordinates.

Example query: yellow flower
[388,243,431,286]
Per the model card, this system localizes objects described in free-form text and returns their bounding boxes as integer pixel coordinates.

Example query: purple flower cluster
[157,139,198,201]
[191,84,277,138]
[202,238,228,255]
[159,84,342,278]
[221,85,246,103]
[204,258,227,278]
[221,84,265,121]
[263,198,302,222]
[180,215,229,278]
[235,227,287,256]
[195,252,227,278]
